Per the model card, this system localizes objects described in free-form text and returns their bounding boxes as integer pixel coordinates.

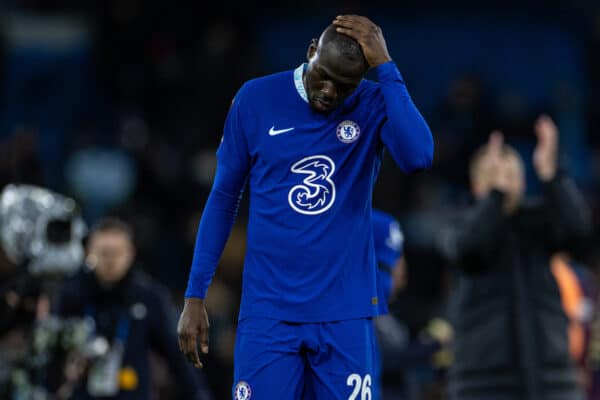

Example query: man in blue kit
[371,209,406,400]
[178,15,434,399]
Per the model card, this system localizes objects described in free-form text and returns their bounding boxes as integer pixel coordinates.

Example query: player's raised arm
[177,88,251,368]
[333,15,434,173]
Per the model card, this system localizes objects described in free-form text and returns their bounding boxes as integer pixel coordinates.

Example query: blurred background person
[53,217,213,400]
[372,207,407,400]
[437,115,592,400]
[584,246,600,400]
[372,208,453,400]
[550,252,597,391]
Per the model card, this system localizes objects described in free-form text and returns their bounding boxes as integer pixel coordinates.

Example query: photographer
[54,218,212,399]
[438,115,592,400]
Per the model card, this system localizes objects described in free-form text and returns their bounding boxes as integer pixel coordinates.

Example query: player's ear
[306,38,317,62]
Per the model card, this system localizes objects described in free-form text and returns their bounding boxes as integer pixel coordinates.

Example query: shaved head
[318,25,368,71]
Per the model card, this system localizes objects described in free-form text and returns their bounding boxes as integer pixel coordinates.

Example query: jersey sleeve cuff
[184,286,207,299]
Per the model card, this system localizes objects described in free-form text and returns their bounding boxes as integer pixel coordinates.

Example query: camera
[0,184,107,400]
[0,184,87,277]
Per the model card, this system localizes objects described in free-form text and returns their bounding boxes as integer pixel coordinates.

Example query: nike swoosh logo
[269,126,295,136]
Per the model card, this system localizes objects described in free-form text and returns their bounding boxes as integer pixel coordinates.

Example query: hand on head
[332,15,391,68]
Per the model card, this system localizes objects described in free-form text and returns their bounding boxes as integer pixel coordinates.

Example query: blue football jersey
[185,61,432,323]
[372,208,404,314]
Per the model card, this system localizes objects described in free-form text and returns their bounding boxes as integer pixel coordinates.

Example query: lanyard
[85,304,131,344]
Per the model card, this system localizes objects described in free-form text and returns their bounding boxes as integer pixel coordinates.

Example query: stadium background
[1,0,600,398]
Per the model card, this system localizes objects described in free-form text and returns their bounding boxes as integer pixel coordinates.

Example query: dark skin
[177,15,392,369]
[304,15,392,112]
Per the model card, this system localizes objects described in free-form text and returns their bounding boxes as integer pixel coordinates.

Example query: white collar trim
[294,63,308,103]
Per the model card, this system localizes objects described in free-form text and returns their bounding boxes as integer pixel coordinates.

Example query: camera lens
[46,219,72,244]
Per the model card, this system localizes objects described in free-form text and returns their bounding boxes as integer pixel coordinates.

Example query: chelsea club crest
[336,120,361,143]
[234,381,252,400]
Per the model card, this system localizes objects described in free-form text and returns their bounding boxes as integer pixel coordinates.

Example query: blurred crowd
[1,0,600,399]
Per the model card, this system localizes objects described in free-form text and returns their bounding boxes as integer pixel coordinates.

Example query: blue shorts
[232,317,376,400]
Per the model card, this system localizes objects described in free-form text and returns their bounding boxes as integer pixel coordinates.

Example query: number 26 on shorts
[346,373,372,400]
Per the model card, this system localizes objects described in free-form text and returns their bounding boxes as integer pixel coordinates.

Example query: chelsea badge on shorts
[336,120,361,143]
[234,381,252,400]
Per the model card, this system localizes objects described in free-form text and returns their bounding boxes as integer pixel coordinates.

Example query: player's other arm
[177,161,246,368]
[334,15,434,173]
[178,88,251,369]
[150,287,213,399]
[184,161,247,300]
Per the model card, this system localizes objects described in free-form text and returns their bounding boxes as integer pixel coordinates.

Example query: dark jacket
[438,172,591,400]
[54,268,212,400]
